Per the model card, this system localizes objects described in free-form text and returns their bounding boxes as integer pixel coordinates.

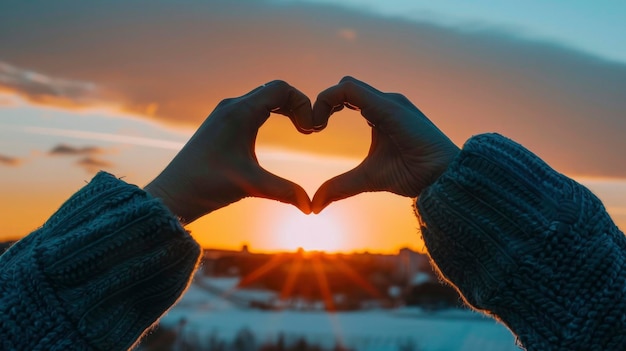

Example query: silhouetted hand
[311,76,460,213]
[145,80,313,224]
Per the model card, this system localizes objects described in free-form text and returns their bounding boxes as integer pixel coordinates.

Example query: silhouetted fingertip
[301,204,312,215]
[297,196,312,214]
[312,123,327,132]
[339,76,358,83]
[287,199,311,214]
[310,195,328,214]
[331,104,345,113]
[292,186,312,214]
[312,202,327,214]
[344,102,360,111]
[312,205,321,214]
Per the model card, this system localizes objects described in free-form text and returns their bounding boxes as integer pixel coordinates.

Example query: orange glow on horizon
[271,209,350,253]
[3,95,626,256]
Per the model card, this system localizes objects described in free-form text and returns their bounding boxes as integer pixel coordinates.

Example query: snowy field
[156,275,519,351]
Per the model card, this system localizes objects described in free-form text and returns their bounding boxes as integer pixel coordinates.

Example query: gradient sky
[1,0,625,253]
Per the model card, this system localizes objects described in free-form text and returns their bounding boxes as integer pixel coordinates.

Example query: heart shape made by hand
[145,77,459,224]
[253,77,460,214]
[256,107,369,200]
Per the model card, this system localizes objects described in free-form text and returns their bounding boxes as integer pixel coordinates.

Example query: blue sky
[286,0,626,63]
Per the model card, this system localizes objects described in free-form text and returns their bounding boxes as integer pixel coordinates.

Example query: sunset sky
[1,0,625,253]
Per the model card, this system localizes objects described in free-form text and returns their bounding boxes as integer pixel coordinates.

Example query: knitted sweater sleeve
[415,133,626,351]
[0,172,201,351]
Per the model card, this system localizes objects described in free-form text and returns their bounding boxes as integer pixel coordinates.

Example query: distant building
[202,247,247,276]
[196,246,460,311]
[397,247,431,284]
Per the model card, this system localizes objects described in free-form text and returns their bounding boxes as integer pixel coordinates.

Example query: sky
[1,0,626,253]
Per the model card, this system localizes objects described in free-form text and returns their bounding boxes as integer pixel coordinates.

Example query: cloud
[0,142,115,172]
[0,0,625,177]
[15,126,184,150]
[46,143,114,173]
[0,61,98,108]
[76,156,113,174]
[0,154,21,167]
[49,144,105,156]
[0,93,18,106]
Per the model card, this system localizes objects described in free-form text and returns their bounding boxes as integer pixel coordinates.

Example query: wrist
[144,180,191,225]
[423,143,460,191]
[144,178,226,224]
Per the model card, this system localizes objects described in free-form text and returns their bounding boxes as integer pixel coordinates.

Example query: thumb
[311,165,369,214]
[252,168,312,214]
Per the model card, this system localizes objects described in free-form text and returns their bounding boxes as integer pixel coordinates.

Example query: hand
[311,76,460,213]
[145,80,314,224]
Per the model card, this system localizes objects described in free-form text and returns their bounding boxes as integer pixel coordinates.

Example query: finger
[215,83,268,110]
[251,168,312,214]
[214,83,267,110]
[339,76,386,95]
[311,165,369,214]
[241,83,267,98]
[310,103,344,132]
[347,80,435,130]
[246,80,314,134]
[313,76,388,128]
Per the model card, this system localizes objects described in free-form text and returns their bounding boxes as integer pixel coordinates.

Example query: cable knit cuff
[416,134,626,350]
[0,172,201,351]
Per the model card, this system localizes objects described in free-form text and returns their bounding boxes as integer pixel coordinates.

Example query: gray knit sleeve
[415,133,626,351]
[0,171,201,351]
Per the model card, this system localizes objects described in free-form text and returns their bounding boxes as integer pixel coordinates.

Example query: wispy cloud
[0,61,98,107]
[9,126,185,150]
[76,156,113,174]
[0,154,21,167]
[0,0,625,178]
[49,144,105,156]
[46,143,114,173]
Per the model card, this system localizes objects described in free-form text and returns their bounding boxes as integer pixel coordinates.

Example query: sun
[272,208,347,252]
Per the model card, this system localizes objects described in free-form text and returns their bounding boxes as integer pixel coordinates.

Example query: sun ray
[221,253,287,299]
[333,256,384,299]
[280,252,303,302]
[311,255,335,312]
[311,255,348,348]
